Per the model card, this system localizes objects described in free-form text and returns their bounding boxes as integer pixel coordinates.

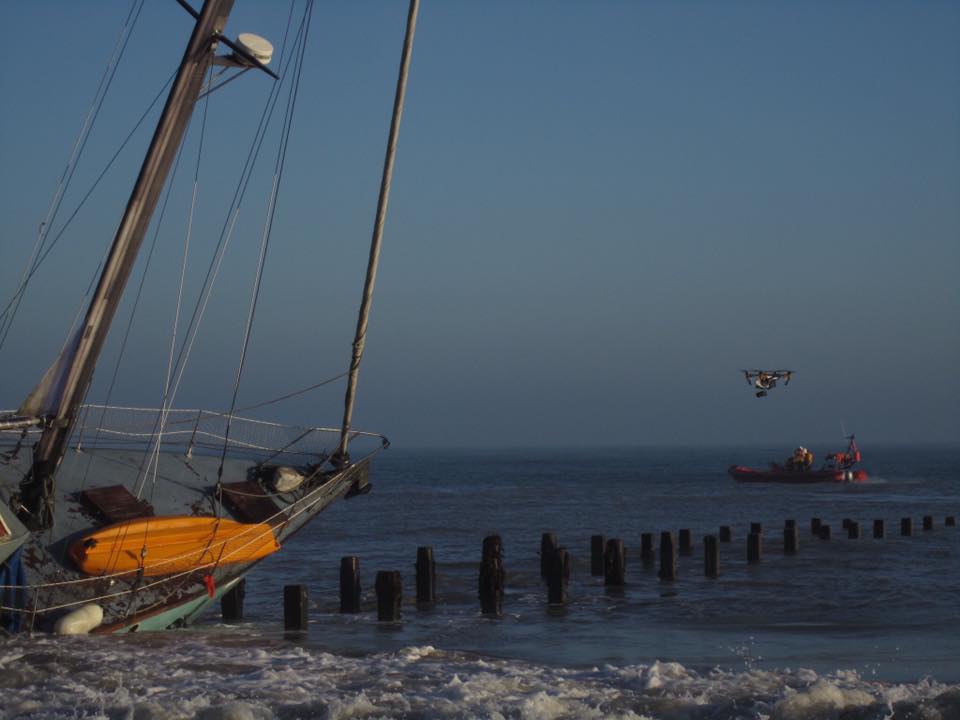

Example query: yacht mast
[18,0,236,529]
[334,0,419,467]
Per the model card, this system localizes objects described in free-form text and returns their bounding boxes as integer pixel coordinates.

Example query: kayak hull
[68,516,280,577]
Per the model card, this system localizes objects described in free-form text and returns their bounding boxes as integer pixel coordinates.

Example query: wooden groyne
[253,513,956,626]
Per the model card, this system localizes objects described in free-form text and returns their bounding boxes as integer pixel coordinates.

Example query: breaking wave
[1,636,957,720]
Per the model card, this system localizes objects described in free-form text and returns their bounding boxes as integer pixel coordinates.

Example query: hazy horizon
[1,1,958,449]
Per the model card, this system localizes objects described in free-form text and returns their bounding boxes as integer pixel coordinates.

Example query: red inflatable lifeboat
[729,435,868,484]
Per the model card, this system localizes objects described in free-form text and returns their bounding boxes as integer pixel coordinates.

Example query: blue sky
[1,1,958,448]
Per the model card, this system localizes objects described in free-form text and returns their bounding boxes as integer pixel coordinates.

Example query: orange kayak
[69,516,280,577]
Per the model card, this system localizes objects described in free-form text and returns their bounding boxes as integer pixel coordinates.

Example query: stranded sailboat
[1,0,418,633]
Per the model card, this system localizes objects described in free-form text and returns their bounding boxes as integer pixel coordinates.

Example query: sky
[1,1,958,449]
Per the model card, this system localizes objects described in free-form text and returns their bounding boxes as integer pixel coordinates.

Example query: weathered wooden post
[546,547,570,604]
[811,518,822,534]
[847,521,861,539]
[704,534,719,577]
[719,525,732,543]
[747,532,761,564]
[784,525,799,554]
[947,516,956,527]
[750,522,763,536]
[873,519,885,538]
[375,570,402,621]
[340,556,362,613]
[479,535,504,615]
[659,531,677,580]
[818,524,831,540]
[590,534,605,576]
[785,519,797,530]
[923,515,934,531]
[640,532,655,565]
[415,546,435,605]
[283,584,308,631]
[221,578,245,623]
[678,529,693,556]
[604,538,626,587]
[901,518,913,536]
[540,533,558,578]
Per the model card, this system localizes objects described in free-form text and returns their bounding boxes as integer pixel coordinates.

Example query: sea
[2,444,958,720]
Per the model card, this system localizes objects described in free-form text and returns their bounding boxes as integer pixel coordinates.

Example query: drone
[742,369,794,398]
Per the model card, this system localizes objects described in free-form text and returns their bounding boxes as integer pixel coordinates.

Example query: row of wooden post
[220,514,955,627]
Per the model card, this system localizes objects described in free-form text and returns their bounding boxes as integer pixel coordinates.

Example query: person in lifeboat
[786,446,814,472]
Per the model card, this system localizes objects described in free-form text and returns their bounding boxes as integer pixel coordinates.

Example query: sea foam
[0,636,956,720]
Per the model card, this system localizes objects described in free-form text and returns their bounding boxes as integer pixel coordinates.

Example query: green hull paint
[111,577,242,633]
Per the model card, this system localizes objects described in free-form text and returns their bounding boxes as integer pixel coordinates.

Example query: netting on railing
[0,405,387,465]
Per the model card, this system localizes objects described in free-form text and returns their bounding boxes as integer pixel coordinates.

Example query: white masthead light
[236,33,273,65]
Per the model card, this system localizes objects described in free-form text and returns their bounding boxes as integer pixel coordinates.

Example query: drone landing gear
[755,390,768,398]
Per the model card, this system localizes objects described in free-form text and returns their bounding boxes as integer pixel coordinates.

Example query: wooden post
[590,534,606,576]
[339,556,361,613]
[704,534,719,577]
[283,584,308,631]
[747,532,761,564]
[415,546,435,605]
[546,547,570,604]
[479,535,504,615]
[659,531,677,580]
[923,515,934,531]
[604,538,626,586]
[678,528,693,556]
[640,532,655,565]
[375,570,402,621]
[818,524,832,540]
[811,518,822,534]
[947,516,956,527]
[784,525,799,554]
[220,578,245,623]
[785,519,796,530]
[842,518,852,531]
[847,521,861,539]
[719,525,732,543]
[540,532,558,578]
[750,522,763,536]
[873,519,885,538]
[901,518,913,536]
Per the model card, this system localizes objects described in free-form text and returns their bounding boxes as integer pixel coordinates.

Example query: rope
[0,1,145,352]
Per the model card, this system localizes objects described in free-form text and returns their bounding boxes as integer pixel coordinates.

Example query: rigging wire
[72,108,194,522]
[217,0,315,483]
[0,0,145,352]
[233,371,349,414]
[0,68,177,355]
[142,58,216,503]
[28,72,178,306]
[129,1,303,492]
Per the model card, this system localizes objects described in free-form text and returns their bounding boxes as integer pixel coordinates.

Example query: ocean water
[2,445,959,719]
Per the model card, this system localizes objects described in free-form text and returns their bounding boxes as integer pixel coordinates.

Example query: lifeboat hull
[728,466,868,483]
[69,516,280,577]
